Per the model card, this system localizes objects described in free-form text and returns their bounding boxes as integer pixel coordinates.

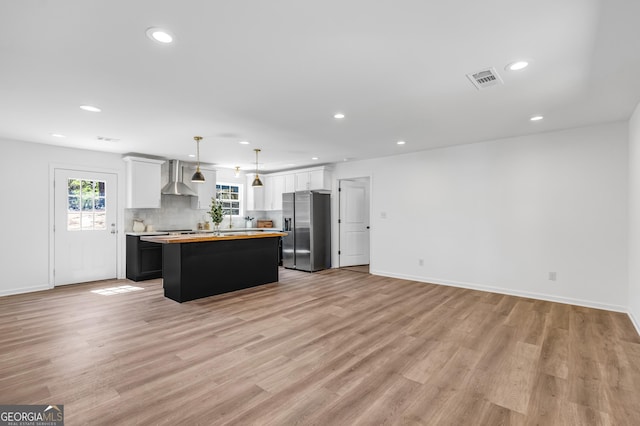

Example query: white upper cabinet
[264,175,274,211]
[284,174,295,193]
[188,167,217,210]
[263,175,285,211]
[295,171,310,191]
[246,174,265,210]
[123,156,164,209]
[252,174,285,211]
[309,169,329,190]
[271,175,285,210]
[245,167,331,212]
[294,167,332,191]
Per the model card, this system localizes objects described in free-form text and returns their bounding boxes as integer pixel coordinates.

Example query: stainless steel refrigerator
[282,191,331,272]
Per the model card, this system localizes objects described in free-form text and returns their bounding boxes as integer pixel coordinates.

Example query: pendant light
[252,149,263,187]
[234,166,241,178]
[191,136,205,183]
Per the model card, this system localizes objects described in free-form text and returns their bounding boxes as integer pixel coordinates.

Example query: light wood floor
[340,264,370,274]
[1,269,640,425]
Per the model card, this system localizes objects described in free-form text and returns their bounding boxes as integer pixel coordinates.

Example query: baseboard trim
[629,309,640,337]
[370,269,627,313]
[0,284,51,298]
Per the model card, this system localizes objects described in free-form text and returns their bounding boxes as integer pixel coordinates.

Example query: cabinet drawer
[139,240,160,249]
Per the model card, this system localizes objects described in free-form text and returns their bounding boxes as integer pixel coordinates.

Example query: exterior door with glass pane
[54,169,117,285]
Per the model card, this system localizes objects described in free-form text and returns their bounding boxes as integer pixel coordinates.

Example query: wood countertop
[127,228,283,237]
[140,231,287,244]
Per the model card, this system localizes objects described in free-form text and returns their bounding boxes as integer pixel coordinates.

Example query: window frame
[215,182,244,217]
[66,177,107,231]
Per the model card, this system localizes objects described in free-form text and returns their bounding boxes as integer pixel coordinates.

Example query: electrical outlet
[418,259,424,266]
[380,211,387,219]
[548,272,557,281]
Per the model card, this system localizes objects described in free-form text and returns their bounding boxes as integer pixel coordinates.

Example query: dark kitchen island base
[161,236,281,303]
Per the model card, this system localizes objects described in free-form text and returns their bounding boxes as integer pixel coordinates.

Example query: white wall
[333,122,629,311]
[628,102,640,332]
[0,120,632,314]
[0,138,126,296]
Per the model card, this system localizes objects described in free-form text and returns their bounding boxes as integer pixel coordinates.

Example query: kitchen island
[141,231,287,302]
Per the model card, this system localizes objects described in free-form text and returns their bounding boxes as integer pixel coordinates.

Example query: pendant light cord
[255,149,260,175]
[252,148,263,187]
[191,136,205,183]
[195,136,202,171]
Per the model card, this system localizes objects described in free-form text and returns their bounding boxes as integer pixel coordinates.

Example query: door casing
[338,177,371,268]
[49,163,125,287]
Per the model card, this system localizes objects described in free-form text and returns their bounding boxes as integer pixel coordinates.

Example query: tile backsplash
[246,209,283,229]
[125,194,281,231]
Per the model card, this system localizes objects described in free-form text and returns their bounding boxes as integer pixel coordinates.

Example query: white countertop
[198,227,282,233]
[126,231,171,236]
[126,227,281,236]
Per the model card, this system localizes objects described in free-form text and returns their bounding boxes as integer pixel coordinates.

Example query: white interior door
[339,179,370,267]
[54,169,117,285]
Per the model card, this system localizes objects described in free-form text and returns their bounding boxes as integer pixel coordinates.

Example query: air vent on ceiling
[97,136,120,142]
[466,67,503,90]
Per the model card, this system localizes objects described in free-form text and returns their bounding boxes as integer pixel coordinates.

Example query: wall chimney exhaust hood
[161,160,197,196]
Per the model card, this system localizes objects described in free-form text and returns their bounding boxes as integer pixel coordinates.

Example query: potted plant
[209,197,224,234]
[244,216,255,228]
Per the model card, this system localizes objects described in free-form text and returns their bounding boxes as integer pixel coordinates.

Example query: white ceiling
[1,0,639,172]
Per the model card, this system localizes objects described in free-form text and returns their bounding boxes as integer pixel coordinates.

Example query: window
[216,183,243,216]
[67,178,107,231]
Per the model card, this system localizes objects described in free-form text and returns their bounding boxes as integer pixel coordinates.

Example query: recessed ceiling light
[51,133,65,138]
[507,61,529,71]
[80,105,101,112]
[188,154,196,158]
[530,115,544,121]
[239,141,250,145]
[397,140,406,145]
[146,27,173,44]
[286,163,296,167]
[311,157,319,160]
[334,113,345,119]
